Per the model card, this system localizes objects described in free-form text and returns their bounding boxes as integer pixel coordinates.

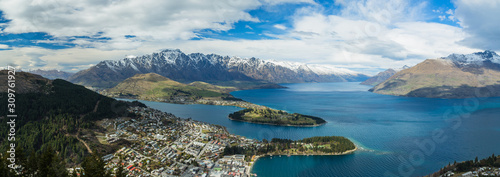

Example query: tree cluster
[228,108,326,126]
[0,147,127,177]
[0,79,140,169]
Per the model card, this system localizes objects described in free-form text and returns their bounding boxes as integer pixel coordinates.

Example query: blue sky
[0,0,498,74]
[0,0,456,46]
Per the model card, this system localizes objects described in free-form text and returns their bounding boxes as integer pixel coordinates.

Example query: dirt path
[75,135,93,154]
[66,133,92,154]
[93,100,101,113]
[65,132,93,154]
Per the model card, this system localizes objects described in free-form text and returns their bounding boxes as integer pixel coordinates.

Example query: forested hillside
[0,72,143,167]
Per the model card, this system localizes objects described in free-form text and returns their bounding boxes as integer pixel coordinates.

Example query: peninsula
[223,136,357,175]
[101,73,273,109]
[103,73,328,127]
[228,108,327,127]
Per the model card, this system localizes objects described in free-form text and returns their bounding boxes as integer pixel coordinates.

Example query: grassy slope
[105,73,233,100]
[370,59,500,97]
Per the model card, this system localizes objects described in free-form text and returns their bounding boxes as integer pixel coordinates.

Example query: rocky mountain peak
[69,49,369,88]
[474,50,498,58]
[443,50,500,65]
[160,49,183,54]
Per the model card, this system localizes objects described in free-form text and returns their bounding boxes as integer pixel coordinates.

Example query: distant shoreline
[228,116,327,127]
[113,96,328,127]
[110,95,266,109]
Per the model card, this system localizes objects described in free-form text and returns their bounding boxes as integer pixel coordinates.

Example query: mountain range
[360,65,410,86]
[28,69,74,80]
[369,50,500,98]
[69,49,369,88]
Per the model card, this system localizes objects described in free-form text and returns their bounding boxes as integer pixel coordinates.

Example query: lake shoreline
[228,116,327,127]
[112,95,328,127]
[125,82,500,177]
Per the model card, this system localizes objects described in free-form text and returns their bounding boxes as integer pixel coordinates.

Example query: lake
[135,82,500,177]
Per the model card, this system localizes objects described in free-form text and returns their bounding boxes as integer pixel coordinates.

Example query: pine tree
[14,146,27,172]
[38,146,55,177]
[51,154,69,177]
[37,146,69,177]
[26,151,38,177]
[82,153,110,177]
[0,153,14,177]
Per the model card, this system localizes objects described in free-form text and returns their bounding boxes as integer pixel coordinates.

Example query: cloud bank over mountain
[0,0,498,75]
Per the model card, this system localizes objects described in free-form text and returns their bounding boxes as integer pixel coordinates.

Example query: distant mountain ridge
[361,65,410,86]
[443,50,500,65]
[28,69,74,80]
[370,51,500,98]
[69,49,369,88]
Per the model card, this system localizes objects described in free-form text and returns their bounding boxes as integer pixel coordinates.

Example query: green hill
[0,71,142,166]
[104,73,240,103]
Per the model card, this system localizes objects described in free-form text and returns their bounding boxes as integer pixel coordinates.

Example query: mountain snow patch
[443,50,500,65]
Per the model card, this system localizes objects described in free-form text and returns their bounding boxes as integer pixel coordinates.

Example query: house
[462,171,473,177]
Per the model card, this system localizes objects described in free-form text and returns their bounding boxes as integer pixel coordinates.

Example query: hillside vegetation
[224,136,356,158]
[104,73,240,103]
[0,71,142,166]
[228,108,326,126]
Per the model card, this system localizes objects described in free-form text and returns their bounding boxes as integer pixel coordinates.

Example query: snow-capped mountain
[370,50,500,98]
[443,50,500,65]
[69,49,369,88]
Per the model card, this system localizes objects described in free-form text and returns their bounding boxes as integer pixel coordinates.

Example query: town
[70,106,262,177]
[441,167,500,177]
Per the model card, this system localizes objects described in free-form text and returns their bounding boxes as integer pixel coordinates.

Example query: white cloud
[273,24,287,30]
[447,15,455,21]
[283,1,477,62]
[260,0,316,6]
[445,9,455,21]
[0,19,477,75]
[245,25,253,30]
[0,44,9,49]
[0,0,489,75]
[454,0,500,50]
[0,0,261,46]
[337,0,428,25]
[445,9,454,15]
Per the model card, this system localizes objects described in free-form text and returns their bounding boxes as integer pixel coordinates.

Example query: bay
[132,82,500,177]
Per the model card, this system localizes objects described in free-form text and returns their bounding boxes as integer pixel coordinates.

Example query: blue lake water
[133,82,500,177]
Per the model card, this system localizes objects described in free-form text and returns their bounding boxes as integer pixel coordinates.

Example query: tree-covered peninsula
[228,108,327,127]
[224,136,357,159]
